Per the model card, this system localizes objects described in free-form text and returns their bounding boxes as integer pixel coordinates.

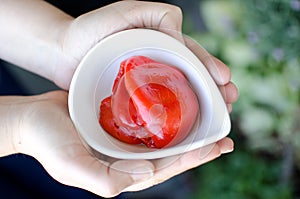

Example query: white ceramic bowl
[68,29,230,160]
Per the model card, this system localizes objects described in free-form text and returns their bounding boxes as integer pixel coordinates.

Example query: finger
[124,143,221,192]
[156,137,233,182]
[203,56,231,85]
[227,104,232,113]
[156,137,234,177]
[125,137,234,192]
[218,82,239,104]
[184,36,231,85]
[217,137,234,154]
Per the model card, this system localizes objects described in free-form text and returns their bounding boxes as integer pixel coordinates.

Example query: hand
[120,38,239,193]
[57,1,238,105]
[0,1,182,90]
[54,1,184,89]
[184,36,238,112]
[2,1,238,197]
[15,55,237,198]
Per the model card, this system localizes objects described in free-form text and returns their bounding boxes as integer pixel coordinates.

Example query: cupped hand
[17,52,237,197]
[14,1,238,197]
[17,91,158,197]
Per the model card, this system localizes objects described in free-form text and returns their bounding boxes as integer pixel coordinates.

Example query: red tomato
[99,56,198,148]
[99,97,142,145]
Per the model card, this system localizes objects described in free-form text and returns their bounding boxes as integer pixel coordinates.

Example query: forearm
[0,0,73,83]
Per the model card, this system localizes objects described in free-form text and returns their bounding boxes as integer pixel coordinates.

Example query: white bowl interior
[69,29,230,159]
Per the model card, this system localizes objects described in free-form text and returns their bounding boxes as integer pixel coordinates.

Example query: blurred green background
[181,0,300,198]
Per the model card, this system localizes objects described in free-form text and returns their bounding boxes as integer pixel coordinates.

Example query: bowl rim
[68,29,230,159]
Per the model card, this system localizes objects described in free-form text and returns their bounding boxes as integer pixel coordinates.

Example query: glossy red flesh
[99,56,198,148]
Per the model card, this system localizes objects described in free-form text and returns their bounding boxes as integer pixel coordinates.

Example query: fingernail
[131,166,154,182]
[222,146,234,154]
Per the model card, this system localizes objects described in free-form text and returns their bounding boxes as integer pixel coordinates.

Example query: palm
[20,91,234,197]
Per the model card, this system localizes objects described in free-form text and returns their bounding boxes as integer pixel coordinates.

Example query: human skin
[0,0,238,197]
[0,90,236,197]
[0,0,184,90]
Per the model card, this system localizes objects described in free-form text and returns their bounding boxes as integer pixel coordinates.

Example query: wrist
[0,95,36,156]
[0,0,75,89]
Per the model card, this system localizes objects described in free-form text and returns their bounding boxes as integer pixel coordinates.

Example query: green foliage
[191,0,300,160]
[180,0,300,196]
[191,147,292,199]
[239,0,300,61]
[182,0,300,197]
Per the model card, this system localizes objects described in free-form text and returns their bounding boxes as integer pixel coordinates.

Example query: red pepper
[99,56,198,148]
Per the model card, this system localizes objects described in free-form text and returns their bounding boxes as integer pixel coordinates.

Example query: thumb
[50,157,154,198]
[96,159,155,197]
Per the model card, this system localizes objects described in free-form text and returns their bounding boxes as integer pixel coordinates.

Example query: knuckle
[171,4,183,17]
[164,4,183,22]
